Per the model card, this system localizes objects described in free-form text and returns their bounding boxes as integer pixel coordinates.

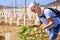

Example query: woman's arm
[43,17,54,30]
[33,21,42,27]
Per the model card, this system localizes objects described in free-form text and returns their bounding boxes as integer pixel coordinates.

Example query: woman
[28,2,60,40]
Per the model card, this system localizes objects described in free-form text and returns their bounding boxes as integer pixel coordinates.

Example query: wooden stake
[17,17,20,26]
[10,14,12,25]
[5,31,10,40]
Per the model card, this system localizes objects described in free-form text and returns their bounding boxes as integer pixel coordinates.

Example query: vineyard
[0,7,60,40]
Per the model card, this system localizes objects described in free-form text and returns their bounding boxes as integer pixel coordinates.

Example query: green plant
[18,25,47,40]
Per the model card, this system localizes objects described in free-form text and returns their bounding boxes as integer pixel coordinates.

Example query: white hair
[29,2,40,9]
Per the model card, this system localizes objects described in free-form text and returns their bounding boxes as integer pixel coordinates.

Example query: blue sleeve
[44,9,51,19]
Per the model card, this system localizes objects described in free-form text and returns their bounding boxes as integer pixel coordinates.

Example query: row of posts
[0,10,37,26]
[0,10,22,26]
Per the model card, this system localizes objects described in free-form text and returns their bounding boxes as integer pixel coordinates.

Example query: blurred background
[0,0,60,40]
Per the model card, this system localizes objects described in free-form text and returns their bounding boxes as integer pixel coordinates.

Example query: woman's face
[30,6,41,14]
